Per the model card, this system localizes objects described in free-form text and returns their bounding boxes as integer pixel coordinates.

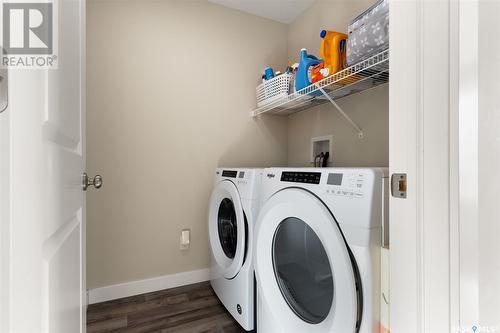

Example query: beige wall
[287,85,388,167]
[86,0,288,289]
[286,0,389,167]
[87,0,389,289]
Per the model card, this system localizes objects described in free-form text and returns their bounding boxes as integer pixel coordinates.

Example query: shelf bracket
[317,86,364,139]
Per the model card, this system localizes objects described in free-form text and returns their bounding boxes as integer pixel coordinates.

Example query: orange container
[319,30,348,76]
[311,63,325,84]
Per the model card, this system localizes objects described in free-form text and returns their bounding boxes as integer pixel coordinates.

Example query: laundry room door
[208,180,247,279]
[0,0,87,332]
[254,188,358,333]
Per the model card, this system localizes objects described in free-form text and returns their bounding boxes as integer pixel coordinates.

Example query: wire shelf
[252,49,389,117]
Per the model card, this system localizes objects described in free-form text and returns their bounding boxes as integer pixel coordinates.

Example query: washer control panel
[326,172,365,198]
[281,171,321,184]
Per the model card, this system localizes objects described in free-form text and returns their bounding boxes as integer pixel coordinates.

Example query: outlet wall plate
[311,135,333,164]
[180,229,190,250]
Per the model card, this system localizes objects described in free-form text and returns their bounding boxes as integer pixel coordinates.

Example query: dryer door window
[217,198,238,259]
[272,217,334,324]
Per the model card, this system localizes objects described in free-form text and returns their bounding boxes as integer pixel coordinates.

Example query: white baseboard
[88,268,210,304]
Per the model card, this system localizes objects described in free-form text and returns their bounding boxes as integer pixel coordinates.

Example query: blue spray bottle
[295,48,323,92]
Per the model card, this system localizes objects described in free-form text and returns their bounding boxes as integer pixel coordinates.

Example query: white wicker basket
[256,74,292,107]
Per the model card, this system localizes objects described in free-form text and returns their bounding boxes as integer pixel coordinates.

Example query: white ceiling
[208,0,315,24]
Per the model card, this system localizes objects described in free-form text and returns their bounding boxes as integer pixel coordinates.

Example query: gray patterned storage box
[346,0,389,66]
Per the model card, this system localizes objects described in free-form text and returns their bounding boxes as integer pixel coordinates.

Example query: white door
[0,0,87,332]
[208,180,246,279]
[254,188,358,333]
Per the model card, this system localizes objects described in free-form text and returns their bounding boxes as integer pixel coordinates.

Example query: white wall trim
[87,268,210,304]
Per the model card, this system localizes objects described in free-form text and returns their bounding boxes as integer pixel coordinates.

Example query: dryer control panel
[221,170,238,178]
[216,168,262,200]
[326,172,365,198]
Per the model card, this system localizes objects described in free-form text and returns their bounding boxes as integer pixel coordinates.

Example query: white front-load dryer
[208,168,261,331]
[254,168,388,333]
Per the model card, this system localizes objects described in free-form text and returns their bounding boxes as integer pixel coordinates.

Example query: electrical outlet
[180,229,190,250]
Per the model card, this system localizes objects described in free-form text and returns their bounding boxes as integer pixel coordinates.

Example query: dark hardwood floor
[87,281,251,333]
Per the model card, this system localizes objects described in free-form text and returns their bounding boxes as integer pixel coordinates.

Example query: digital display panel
[327,173,343,186]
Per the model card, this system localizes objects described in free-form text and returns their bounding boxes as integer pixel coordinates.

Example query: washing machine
[254,167,389,333]
[208,168,262,331]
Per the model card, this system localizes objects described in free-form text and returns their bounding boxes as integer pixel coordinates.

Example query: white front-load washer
[254,168,388,333]
[208,168,261,331]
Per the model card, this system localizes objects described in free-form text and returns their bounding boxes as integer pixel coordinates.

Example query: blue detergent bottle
[295,48,323,92]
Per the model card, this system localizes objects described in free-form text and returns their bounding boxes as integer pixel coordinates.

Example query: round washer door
[209,180,246,279]
[254,188,358,332]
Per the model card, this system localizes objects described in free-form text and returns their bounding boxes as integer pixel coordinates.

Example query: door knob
[82,173,103,191]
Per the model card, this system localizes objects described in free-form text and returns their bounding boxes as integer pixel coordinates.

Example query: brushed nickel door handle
[82,173,103,191]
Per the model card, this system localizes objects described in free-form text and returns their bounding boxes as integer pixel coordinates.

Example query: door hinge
[391,173,407,198]
[0,67,8,113]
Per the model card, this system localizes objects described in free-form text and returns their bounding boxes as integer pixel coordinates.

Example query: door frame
[390,0,482,331]
[0,69,11,333]
[390,0,457,331]
[81,0,88,328]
